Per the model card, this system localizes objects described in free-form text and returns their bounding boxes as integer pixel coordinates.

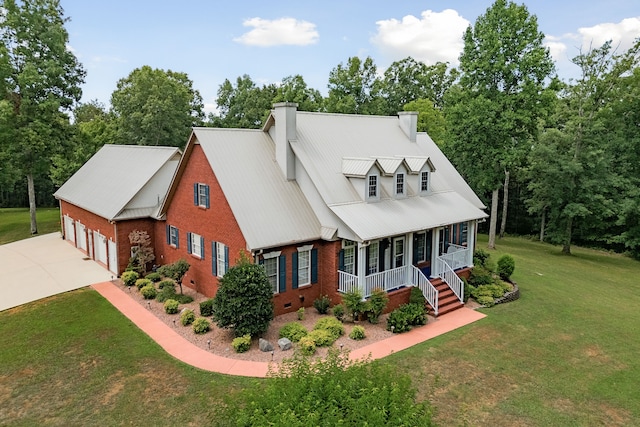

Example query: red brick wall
[114,218,157,275]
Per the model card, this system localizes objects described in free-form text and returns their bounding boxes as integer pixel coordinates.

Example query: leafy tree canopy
[273,74,324,112]
[209,74,276,129]
[326,56,385,115]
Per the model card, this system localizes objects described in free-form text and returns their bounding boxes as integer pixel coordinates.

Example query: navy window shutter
[412,234,420,264]
[166,225,170,245]
[187,232,192,254]
[200,236,205,259]
[311,248,318,284]
[175,229,179,249]
[292,252,298,289]
[224,245,229,273]
[205,185,210,208]
[279,255,286,293]
[211,242,217,276]
[194,183,199,205]
[338,249,345,272]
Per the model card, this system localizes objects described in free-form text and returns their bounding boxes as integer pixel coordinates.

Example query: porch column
[357,242,367,296]
[406,232,413,281]
[431,228,440,278]
[467,221,476,267]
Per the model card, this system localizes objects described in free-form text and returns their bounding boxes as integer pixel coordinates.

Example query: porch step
[426,278,464,317]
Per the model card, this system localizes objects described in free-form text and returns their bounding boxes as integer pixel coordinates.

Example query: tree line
[1,0,639,258]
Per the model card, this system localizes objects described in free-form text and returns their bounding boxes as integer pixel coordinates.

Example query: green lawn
[0,207,61,245]
[1,235,639,425]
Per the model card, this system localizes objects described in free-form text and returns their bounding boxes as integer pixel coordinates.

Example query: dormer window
[395,172,405,196]
[420,171,429,193]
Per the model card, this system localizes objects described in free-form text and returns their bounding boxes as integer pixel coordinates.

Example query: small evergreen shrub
[158,280,175,290]
[313,317,345,340]
[180,309,196,326]
[232,334,251,353]
[163,299,179,314]
[471,284,504,299]
[174,294,193,304]
[387,308,411,333]
[297,307,305,320]
[349,325,366,340]
[145,272,162,282]
[462,277,471,302]
[342,289,366,322]
[135,278,152,290]
[298,335,316,356]
[121,270,139,287]
[409,286,426,306]
[497,254,516,280]
[473,249,490,267]
[332,304,345,321]
[402,303,427,326]
[498,280,513,294]
[279,322,308,342]
[367,288,389,324]
[307,329,335,347]
[156,287,174,303]
[313,295,331,314]
[387,303,427,333]
[140,284,157,299]
[468,266,494,287]
[193,317,210,334]
[476,295,495,307]
[200,298,214,317]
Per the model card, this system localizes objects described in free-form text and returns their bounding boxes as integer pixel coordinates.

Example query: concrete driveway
[0,232,113,312]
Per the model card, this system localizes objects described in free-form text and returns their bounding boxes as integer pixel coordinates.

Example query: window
[293,245,317,288]
[415,232,426,262]
[166,225,179,248]
[396,173,405,195]
[298,249,310,286]
[187,232,204,259]
[368,175,378,198]
[214,242,228,277]
[342,240,356,275]
[261,252,285,294]
[420,171,429,192]
[393,237,405,268]
[193,183,210,208]
[264,257,278,293]
[367,241,379,274]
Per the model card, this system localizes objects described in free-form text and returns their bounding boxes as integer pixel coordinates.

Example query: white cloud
[234,17,319,47]
[371,9,469,66]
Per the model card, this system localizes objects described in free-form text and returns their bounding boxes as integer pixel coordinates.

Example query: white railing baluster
[411,265,439,316]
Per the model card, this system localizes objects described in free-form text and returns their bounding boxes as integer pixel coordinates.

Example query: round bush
[232,334,251,353]
[158,280,175,290]
[121,270,139,287]
[163,299,179,314]
[313,295,331,314]
[193,317,211,334]
[140,284,157,300]
[349,325,366,340]
[476,295,495,307]
[145,272,162,282]
[180,309,196,326]
[497,254,516,280]
[136,278,152,290]
[313,317,345,340]
[307,329,335,347]
[332,304,345,321]
[279,322,308,342]
[298,335,316,356]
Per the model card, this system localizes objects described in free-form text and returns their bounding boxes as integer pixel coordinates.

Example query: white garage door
[93,231,107,265]
[64,215,75,244]
[107,239,118,275]
[75,221,87,251]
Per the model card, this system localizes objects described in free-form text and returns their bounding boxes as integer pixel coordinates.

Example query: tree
[211,252,274,337]
[128,230,155,274]
[110,66,204,147]
[326,56,385,115]
[0,0,85,232]
[445,0,555,249]
[209,74,277,129]
[403,99,446,145]
[273,74,324,112]
[157,258,190,294]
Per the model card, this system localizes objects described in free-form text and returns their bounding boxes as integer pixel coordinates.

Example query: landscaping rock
[278,337,292,351]
[259,338,274,352]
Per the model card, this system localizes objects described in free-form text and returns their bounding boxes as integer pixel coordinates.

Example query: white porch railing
[364,265,408,296]
[435,257,464,303]
[338,270,359,294]
[411,265,439,316]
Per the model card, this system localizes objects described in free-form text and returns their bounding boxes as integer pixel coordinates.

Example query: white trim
[263,250,281,260]
[297,244,313,252]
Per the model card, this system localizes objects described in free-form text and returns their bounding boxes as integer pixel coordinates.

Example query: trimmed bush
[342,289,366,322]
[313,295,331,314]
[164,299,179,314]
[313,317,345,340]
[349,325,366,340]
[367,288,389,324]
[174,294,193,304]
[121,270,139,287]
[297,307,305,320]
[232,334,252,353]
[279,322,308,342]
[332,304,345,321]
[497,254,516,280]
[473,249,490,267]
[135,278,152,290]
[180,309,196,326]
[409,286,426,307]
[140,284,157,300]
[298,335,316,356]
[200,298,214,317]
[145,272,162,282]
[468,266,494,287]
[402,303,427,326]
[476,295,495,307]
[193,317,210,334]
[471,284,504,300]
[307,329,335,347]
[463,277,471,302]
[158,279,175,290]
[156,287,175,303]
[498,280,513,293]
[387,308,411,333]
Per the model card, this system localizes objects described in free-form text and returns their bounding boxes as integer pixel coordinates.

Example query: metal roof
[193,128,322,250]
[54,145,180,221]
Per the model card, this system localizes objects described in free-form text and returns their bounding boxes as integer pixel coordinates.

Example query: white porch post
[357,242,367,296]
[431,228,440,278]
[467,221,476,267]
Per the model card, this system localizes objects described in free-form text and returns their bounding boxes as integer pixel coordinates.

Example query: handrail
[435,257,464,303]
[364,266,408,296]
[338,270,359,294]
[438,245,470,271]
[411,265,439,316]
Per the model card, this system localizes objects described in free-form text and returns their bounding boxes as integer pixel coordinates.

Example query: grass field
[0,207,61,245]
[1,235,639,425]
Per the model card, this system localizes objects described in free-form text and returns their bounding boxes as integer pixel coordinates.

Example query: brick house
[56,104,487,316]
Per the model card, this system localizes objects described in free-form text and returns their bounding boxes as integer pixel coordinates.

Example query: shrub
[297,307,305,320]
[135,278,152,290]
[158,279,175,290]
[279,322,308,342]
[140,284,157,300]
[473,248,491,267]
[367,288,389,324]
[156,287,175,303]
[409,286,426,307]
[200,298,214,317]
[387,308,411,333]
[163,299,179,314]
[145,272,162,282]
[471,284,504,299]
[174,294,193,304]
[313,295,331,314]
[342,289,366,322]
[402,303,427,326]
[232,334,252,353]
[468,266,494,287]
[180,309,196,326]
[497,254,516,280]
[462,277,471,302]
[307,329,335,347]
[121,270,139,287]
[387,303,426,333]
[349,325,366,340]
[193,317,210,334]
[332,304,345,321]
[498,280,513,293]
[298,336,316,356]
[313,317,345,340]
[476,295,495,307]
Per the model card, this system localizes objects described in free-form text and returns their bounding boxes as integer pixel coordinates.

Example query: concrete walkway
[0,233,113,312]
[92,280,486,378]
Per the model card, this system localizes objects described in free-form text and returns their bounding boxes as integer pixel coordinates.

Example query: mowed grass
[1,235,639,425]
[0,207,61,245]
[386,235,640,426]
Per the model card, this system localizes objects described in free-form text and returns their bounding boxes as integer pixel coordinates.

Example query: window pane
[368,242,379,274]
[421,172,429,192]
[298,250,310,285]
[264,258,278,293]
[368,175,377,197]
[396,173,404,194]
[217,243,226,276]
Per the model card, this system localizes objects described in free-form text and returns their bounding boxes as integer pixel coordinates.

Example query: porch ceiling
[329,190,487,242]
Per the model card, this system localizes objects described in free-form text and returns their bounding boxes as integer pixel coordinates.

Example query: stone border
[494,281,520,305]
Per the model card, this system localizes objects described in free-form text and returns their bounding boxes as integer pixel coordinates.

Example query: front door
[392,236,405,268]
[108,239,118,275]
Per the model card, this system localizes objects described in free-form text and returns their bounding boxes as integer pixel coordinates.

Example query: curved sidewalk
[92,281,486,378]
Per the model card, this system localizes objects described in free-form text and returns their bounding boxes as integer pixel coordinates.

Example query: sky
[62,0,640,115]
